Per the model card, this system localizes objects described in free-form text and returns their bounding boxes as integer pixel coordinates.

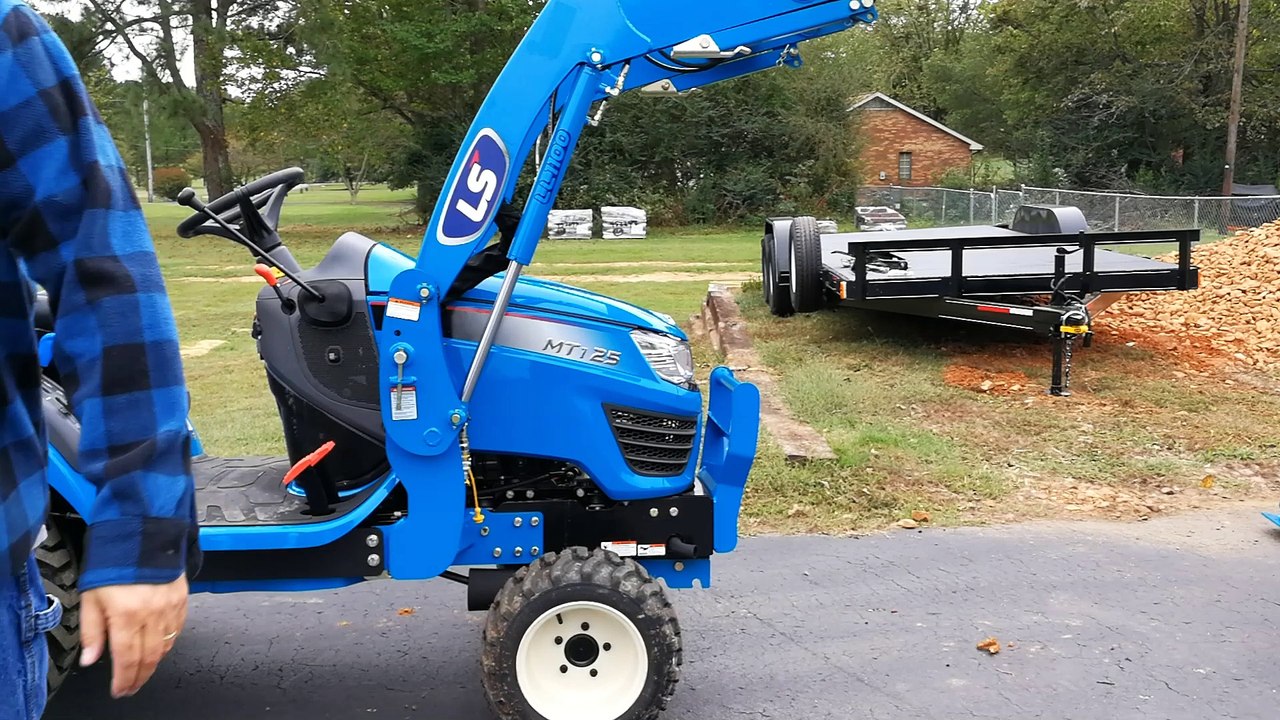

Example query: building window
[898,152,913,181]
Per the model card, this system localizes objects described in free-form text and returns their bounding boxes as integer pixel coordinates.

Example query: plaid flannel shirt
[0,0,200,589]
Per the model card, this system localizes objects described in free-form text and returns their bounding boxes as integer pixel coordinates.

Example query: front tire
[37,521,81,698]
[481,548,681,720]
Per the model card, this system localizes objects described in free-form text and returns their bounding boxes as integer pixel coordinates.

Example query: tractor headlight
[631,330,695,387]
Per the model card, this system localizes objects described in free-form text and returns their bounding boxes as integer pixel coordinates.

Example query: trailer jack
[1050,308,1092,397]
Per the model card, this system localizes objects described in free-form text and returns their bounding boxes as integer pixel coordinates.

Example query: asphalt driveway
[48,504,1280,720]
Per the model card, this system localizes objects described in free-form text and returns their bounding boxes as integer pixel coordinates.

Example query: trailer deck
[821,226,1196,301]
[761,205,1201,396]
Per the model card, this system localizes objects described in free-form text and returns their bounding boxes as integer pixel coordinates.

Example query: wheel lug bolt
[603,643,611,652]
[560,665,568,674]
[590,669,599,678]
[555,636,563,645]
[581,622,590,631]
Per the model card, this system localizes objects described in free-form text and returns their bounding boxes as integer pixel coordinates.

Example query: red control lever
[283,441,336,486]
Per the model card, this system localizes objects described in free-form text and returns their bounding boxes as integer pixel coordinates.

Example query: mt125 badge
[439,129,510,246]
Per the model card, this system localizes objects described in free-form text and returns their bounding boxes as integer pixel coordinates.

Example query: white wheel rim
[515,601,648,720]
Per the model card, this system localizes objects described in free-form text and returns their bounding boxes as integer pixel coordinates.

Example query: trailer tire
[37,520,81,698]
[788,216,824,313]
[481,547,681,720]
[761,234,793,317]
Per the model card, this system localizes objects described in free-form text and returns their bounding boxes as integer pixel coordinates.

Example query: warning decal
[387,298,422,322]
[391,386,418,421]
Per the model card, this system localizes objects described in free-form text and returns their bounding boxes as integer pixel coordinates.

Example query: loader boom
[378,0,878,578]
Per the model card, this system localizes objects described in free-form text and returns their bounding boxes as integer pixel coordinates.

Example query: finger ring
[162,631,178,641]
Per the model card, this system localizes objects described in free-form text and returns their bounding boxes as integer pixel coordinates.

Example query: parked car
[855,206,908,231]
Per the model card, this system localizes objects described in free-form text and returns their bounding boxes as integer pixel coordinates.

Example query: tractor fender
[41,378,95,518]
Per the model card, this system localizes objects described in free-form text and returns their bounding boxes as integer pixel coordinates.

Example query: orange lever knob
[254,264,279,287]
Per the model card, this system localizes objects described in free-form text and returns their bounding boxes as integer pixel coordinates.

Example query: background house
[852,92,984,187]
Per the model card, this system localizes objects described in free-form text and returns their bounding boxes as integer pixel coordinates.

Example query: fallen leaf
[338,621,352,627]
[398,607,416,616]
[911,510,932,523]
[896,518,919,529]
[1201,475,1216,489]
[976,637,1001,655]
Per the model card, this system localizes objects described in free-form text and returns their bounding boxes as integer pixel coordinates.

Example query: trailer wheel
[761,233,793,317]
[788,216,824,313]
[38,521,81,698]
[481,547,681,720]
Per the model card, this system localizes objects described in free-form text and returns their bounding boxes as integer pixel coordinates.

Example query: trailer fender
[1011,205,1089,235]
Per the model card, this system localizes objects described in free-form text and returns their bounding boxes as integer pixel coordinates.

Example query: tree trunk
[193,119,233,199]
[190,0,234,199]
[344,153,370,204]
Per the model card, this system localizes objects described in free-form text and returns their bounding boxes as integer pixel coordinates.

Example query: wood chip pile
[1102,222,1280,371]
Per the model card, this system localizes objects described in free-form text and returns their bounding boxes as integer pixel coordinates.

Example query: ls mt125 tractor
[36,1,878,718]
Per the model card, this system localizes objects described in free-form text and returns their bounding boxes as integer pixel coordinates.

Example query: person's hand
[79,575,190,698]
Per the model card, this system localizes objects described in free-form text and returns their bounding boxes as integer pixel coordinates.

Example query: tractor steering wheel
[176,167,306,240]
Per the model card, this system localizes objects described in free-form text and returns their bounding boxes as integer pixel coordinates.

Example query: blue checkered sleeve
[0,0,199,589]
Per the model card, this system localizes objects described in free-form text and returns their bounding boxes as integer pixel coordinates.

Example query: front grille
[606,406,698,477]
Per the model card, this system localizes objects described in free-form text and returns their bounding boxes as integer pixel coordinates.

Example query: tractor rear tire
[481,547,681,720]
[761,233,794,317]
[37,521,81,698]
[787,216,825,313]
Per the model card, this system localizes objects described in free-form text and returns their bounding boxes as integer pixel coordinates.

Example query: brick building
[851,92,984,187]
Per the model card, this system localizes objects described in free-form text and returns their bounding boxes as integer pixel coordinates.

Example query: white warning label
[637,544,666,558]
[386,298,422,322]
[391,386,418,421]
[601,540,638,558]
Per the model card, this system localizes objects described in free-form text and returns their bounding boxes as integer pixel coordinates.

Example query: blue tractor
[35,1,878,718]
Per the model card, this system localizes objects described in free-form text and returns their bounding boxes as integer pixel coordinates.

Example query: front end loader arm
[378,0,877,578]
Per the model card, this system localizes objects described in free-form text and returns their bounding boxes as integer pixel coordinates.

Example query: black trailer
[760,205,1200,396]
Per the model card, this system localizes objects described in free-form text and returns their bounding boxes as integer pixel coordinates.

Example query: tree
[83,0,301,199]
[558,38,871,224]
[850,0,985,117]
[238,78,407,202]
[901,0,1280,192]
[297,0,548,216]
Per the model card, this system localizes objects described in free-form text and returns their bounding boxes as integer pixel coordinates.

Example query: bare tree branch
[85,0,167,86]
[154,0,191,92]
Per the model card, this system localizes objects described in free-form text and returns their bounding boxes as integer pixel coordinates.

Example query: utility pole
[1222,0,1251,196]
[143,97,155,203]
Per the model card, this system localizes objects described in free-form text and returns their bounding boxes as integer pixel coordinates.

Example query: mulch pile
[943,365,1033,394]
[1098,221,1280,372]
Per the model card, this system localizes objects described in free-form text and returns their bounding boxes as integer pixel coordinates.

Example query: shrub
[153,166,192,201]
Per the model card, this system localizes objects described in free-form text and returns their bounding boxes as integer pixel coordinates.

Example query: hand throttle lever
[254,264,297,314]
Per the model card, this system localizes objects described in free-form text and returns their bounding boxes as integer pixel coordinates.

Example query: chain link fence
[855,185,1280,239]
[1022,186,1280,238]
[856,186,1023,227]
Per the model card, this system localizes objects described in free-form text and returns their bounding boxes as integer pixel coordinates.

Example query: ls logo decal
[439,129,509,246]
